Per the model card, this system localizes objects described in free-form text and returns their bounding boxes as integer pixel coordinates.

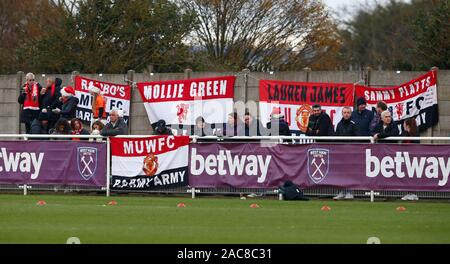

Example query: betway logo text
[190,148,272,183]
[366,149,450,186]
[0,148,44,179]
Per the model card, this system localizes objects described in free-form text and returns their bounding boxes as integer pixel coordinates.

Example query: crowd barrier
[0,134,449,202]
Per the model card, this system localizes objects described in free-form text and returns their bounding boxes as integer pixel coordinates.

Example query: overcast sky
[323,0,411,12]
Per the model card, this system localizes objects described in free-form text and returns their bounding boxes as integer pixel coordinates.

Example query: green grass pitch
[0,194,449,244]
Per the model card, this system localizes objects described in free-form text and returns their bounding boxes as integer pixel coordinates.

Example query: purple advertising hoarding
[0,141,106,187]
[189,143,450,191]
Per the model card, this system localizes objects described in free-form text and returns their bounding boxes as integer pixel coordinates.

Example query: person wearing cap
[266,108,290,136]
[351,97,374,136]
[153,119,173,135]
[306,104,333,137]
[89,84,107,123]
[52,86,79,120]
[30,111,50,135]
[18,72,43,134]
[101,108,128,137]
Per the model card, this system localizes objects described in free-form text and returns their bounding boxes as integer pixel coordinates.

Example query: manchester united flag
[355,70,439,132]
[111,136,189,190]
[137,76,235,127]
[259,80,355,133]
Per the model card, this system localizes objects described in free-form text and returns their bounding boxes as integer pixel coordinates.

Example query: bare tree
[178,0,341,71]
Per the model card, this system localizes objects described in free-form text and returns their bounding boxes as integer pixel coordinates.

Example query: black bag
[279,181,309,201]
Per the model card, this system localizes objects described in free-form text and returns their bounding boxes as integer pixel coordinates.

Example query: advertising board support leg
[106,137,111,197]
[23,135,28,196]
[370,136,375,203]
[191,187,196,199]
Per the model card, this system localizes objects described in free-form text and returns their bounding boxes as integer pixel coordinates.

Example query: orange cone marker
[36,201,46,206]
[250,203,260,208]
[108,200,118,205]
[177,203,186,208]
[396,206,407,212]
[321,205,331,211]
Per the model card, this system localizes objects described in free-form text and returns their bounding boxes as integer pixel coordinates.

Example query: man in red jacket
[18,73,42,134]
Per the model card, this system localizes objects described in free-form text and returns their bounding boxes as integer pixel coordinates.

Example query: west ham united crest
[307,149,330,184]
[77,147,98,180]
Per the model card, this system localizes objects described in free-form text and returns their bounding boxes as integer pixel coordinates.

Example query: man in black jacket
[306,104,333,137]
[41,77,62,129]
[266,108,290,136]
[373,110,400,142]
[335,107,358,136]
[101,109,128,137]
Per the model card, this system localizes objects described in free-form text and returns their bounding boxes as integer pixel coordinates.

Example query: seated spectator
[30,112,50,135]
[401,118,420,144]
[244,110,265,136]
[373,110,400,142]
[101,108,128,136]
[222,112,245,137]
[49,118,72,140]
[352,97,374,136]
[369,101,387,135]
[52,86,79,120]
[266,108,290,136]
[193,116,213,137]
[306,104,333,136]
[335,107,358,137]
[71,118,89,140]
[18,72,42,134]
[153,120,173,136]
[89,84,107,123]
[91,120,105,135]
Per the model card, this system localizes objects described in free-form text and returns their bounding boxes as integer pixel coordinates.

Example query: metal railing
[1,134,449,201]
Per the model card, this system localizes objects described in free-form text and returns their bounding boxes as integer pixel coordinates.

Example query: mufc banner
[111,136,189,190]
[356,70,439,132]
[74,76,131,124]
[259,80,355,133]
[137,76,235,126]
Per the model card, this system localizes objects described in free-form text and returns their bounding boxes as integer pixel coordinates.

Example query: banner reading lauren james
[111,136,189,190]
[189,144,450,191]
[0,141,106,187]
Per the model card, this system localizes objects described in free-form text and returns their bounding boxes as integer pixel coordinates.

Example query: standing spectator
[333,107,358,200]
[71,118,89,140]
[222,112,245,137]
[306,104,333,136]
[193,116,213,137]
[335,107,358,136]
[266,108,291,136]
[41,77,63,129]
[244,110,265,136]
[373,110,400,142]
[18,73,42,133]
[352,97,374,136]
[101,108,128,136]
[153,120,173,135]
[91,120,105,135]
[401,118,420,144]
[30,112,50,135]
[52,86,78,120]
[369,101,388,135]
[89,84,107,123]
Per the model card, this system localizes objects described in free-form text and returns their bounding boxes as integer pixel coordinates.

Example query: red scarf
[50,84,56,97]
[23,83,40,110]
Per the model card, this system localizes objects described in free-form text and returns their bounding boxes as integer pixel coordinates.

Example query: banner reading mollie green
[189,143,450,191]
[0,141,106,187]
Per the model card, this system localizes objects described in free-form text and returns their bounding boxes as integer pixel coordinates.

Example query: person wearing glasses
[18,73,42,134]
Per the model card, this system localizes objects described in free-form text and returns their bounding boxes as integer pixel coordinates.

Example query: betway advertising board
[189,144,450,191]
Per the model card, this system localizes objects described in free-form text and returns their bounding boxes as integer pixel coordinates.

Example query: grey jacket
[101,118,128,136]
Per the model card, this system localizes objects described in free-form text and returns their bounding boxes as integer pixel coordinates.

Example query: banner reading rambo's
[0,141,106,187]
[259,80,355,133]
[74,76,131,124]
[111,136,189,190]
[137,76,235,126]
[356,70,439,132]
[189,144,450,191]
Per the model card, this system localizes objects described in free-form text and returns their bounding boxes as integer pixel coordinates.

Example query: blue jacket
[351,109,374,136]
